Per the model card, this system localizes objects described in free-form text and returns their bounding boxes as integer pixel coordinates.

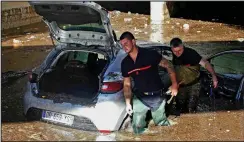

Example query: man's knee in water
[133,113,147,128]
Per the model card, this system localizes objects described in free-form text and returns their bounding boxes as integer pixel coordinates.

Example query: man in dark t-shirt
[120,31,178,134]
[170,37,218,114]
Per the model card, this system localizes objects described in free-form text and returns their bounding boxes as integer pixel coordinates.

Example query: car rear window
[58,23,106,33]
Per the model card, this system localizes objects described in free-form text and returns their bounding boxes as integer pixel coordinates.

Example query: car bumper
[24,83,126,131]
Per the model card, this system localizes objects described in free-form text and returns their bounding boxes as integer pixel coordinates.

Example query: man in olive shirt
[120,31,178,134]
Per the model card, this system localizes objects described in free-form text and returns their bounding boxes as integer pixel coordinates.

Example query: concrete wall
[1,2,42,30]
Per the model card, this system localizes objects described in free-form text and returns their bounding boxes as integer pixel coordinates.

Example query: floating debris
[128,11,131,15]
[169,119,178,125]
[29,35,36,39]
[176,22,180,25]
[197,31,201,33]
[114,10,121,15]
[144,32,148,34]
[13,39,21,44]
[226,129,230,132]
[134,27,142,32]
[29,133,43,141]
[237,38,244,42]
[183,24,190,30]
[144,24,148,28]
[124,18,132,22]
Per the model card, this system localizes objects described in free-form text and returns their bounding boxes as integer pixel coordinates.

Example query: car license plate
[42,110,74,126]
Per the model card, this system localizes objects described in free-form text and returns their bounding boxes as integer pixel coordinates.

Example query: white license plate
[42,110,74,126]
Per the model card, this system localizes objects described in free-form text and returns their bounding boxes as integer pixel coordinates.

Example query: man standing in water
[120,31,178,134]
[170,37,218,114]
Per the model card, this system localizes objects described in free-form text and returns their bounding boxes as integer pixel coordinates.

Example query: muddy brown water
[1,11,244,141]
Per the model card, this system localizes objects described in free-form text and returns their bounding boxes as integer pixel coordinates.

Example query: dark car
[200,50,244,104]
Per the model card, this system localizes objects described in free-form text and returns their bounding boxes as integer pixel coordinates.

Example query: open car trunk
[38,50,108,104]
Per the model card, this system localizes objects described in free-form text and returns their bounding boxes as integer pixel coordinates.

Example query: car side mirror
[29,72,38,83]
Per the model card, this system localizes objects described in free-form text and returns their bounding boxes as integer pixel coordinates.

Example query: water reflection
[150,24,163,43]
[149,2,165,43]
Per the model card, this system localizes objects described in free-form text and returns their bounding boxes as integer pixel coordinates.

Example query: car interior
[201,52,244,98]
[38,51,108,100]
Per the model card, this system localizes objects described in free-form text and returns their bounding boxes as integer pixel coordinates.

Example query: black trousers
[175,81,201,113]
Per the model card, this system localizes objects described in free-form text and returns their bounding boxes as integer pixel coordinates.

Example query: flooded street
[1,10,244,141]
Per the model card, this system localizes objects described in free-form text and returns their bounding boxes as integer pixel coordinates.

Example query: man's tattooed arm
[159,57,178,85]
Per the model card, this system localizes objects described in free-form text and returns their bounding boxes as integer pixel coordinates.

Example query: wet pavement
[1,10,244,141]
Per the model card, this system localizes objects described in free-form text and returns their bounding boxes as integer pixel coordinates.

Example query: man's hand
[126,103,133,116]
[199,58,218,88]
[170,82,178,96]
[167,82,179,96]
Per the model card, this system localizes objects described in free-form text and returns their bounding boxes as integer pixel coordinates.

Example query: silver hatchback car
[24,1,173,132]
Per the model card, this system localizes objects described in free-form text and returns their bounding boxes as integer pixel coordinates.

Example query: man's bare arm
[159,58,178,96]
[159,58,177,85]
[123,77,132,105]
[199,58,218,88]
[199,58,216,76]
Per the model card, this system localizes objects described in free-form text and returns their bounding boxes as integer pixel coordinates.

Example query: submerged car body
[23,1,173,132]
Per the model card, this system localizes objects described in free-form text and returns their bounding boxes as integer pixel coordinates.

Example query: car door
[200,51,244,99]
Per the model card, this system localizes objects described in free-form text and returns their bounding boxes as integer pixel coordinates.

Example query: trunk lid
[29,1,116,48]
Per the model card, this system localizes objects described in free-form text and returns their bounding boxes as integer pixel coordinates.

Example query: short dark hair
[170,37,183,47]
[120,31,135,40]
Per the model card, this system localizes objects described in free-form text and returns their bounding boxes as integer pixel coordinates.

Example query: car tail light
[28,72,38,83]
[99,130,111,134]
[101,82,123,93]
